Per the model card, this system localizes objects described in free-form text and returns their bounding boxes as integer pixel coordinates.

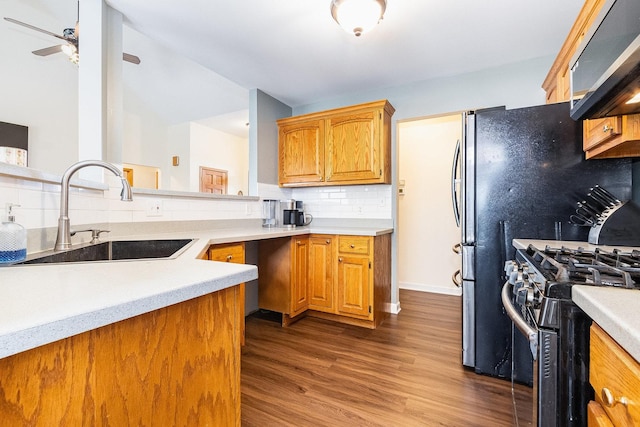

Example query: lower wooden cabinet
[308,235,336,311]
[207,242,246,345]
[258,233,391,329]
[336,235,373,319]
[257,236,308,325]
[588,323,640,426]
[0,286,243,426]
[291,236,310,315]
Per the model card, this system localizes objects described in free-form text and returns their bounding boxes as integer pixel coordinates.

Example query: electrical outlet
[146,200,163,217]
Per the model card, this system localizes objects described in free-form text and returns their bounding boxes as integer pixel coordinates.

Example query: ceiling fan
[4,8,140,65]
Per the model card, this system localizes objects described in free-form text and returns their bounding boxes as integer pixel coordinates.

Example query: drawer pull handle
[601,387,628,408]
[226,255,233,261]
[350,244,355,248]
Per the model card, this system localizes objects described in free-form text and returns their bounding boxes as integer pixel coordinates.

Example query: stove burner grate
[523,245,640,289]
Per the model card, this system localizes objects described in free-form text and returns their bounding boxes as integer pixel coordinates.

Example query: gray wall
[293,56,554,118]
[249,88,292,194]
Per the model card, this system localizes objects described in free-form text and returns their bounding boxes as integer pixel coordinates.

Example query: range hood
[569,0,640,121]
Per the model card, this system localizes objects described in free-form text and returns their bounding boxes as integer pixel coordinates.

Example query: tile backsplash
[292,185,392,219]
[1,171,392,234]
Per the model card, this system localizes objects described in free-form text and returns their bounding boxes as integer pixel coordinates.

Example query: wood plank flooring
[241,289,532,426]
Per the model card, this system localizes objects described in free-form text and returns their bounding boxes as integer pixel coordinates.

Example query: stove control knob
[515,286,534,306]
[504,261,519,285]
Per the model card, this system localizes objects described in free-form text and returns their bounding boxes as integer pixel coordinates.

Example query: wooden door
[337,255,371,318]
[200,167,228,194]
[325,109,380,183]
[291,237,309,316]
[278,119,324,185]
[123,167,134,187]
[308,235,335,312]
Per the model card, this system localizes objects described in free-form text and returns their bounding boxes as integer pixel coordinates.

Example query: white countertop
[0,224,392,359]
[572,286,640,363]
[513,238,640,363]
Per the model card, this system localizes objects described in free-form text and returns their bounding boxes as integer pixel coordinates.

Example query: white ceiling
[104,0,584,108]
[9,1,585,138]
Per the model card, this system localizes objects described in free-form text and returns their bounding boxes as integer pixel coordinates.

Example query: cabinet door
[337,255,371,319]
[308,235,335,312]
[291,237,309,315]
[325,109,382,183]
[279,119,324,186]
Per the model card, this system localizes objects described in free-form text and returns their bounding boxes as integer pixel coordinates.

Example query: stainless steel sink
[18,239,195,265]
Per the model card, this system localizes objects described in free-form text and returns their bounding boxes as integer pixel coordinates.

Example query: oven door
[502,281,557,427]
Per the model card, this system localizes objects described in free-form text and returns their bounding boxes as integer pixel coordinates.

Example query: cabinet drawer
[338,236,371,255]
[208,243,245,263]
[584,117,622,150]
[590,324,640,426]
[588,401,615,427]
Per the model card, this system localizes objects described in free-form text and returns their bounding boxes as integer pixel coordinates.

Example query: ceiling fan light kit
[330,0,386,37]
[4,11,139,65]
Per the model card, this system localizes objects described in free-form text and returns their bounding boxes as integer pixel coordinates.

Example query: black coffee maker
[280,199,298,229]
[279,199,312,228]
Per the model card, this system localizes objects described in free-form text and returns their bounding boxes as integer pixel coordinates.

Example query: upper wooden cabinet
[543,0,640,159]
[278,118,324,185]
[277,100,395,187]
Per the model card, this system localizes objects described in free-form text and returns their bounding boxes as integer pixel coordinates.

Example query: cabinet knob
[601,387,628,408]
[297,240,302,245]
[603,125,613,133]
[326,240,330,244]
[350,244,355,248]
[226,255,233,261]
[338,257,343,262]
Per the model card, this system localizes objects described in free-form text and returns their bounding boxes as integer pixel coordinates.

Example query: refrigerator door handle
[451,139,461,227]
[452,269,461,287]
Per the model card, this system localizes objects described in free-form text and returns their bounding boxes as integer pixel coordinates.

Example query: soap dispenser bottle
[0,203,27,264]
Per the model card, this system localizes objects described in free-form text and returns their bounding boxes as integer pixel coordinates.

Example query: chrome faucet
[54,160,133,251]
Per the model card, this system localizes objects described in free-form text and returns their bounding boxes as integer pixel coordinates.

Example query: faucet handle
[70,229,110,244]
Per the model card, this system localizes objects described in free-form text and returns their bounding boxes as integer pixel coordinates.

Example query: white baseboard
[388,302,401,314]
[399,281,462,296]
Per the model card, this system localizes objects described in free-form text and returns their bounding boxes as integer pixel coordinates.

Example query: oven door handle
[501,281,538,360]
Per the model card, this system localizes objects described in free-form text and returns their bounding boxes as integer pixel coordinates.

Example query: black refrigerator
[452,102,632,383]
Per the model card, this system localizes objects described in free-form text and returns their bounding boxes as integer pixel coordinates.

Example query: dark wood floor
[241,289,532,426]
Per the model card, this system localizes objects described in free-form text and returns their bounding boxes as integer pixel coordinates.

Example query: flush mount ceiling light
[330,0,387,37]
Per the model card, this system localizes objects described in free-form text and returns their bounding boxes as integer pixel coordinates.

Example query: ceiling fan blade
[32,45,64,56]
[4,17,66,41]
[123,53,141,64]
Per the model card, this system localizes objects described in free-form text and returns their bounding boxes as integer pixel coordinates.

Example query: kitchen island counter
[0,224,392,359]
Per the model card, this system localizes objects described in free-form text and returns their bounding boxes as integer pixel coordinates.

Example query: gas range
[502,242,640,427]
[508,244,640,313]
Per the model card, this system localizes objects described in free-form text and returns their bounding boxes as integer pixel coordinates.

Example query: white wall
[397,115,462,295]
[166,123,190,191]
[1,0,79,175]
[189,123,249,195]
